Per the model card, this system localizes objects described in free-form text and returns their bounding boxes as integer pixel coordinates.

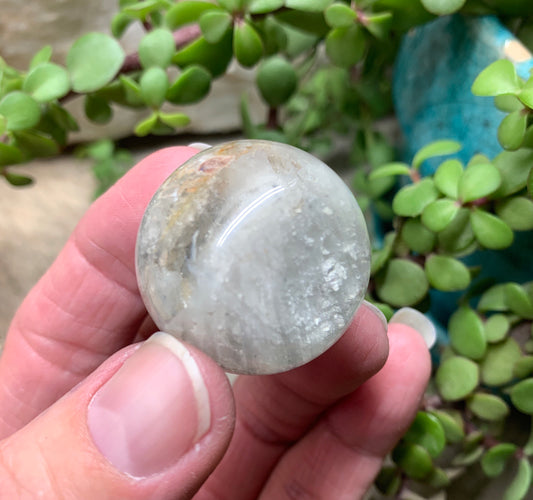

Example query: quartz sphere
[136,140,370,374]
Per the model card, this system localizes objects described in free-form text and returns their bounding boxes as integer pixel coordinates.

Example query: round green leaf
[80,138,114,161]
[481,338,522,386]
[365,12,393,39]
[471,59,520,97]
[199,11,232,44]
[430,410,465,443]
[479,284,509,312]
[370,232,395,275]
[468,151,493,164]
[437,207,476,255]
[23,63,70,103]
[375,259,429,307]
[66,33,125,92]
[233,22,263,68]
[498,109,527,151]
[148,119,175,136]
[403,412,446,458]
[470,209,514,250]
[412,140,462,170]
[276,10,329,38]
[140,67,169,108]
[249,0,285,14]
[484,314,510,343]
[511,380,533,416]
[48,102,79,132]
[326,25,365,68]
[139,28,176,68]
[119,75,144,107]
[84,94,112,124]
[504,283,533,319]
[468,393,509,421]
[427,467,451,489]
[216,0,242,11]
[0,143,23,166]
[122,0,166,19]
[454,447,485,468]
[528,167,533,198]
[514,356,533,379]
[165,1,220,29]
[285,0,333,12]
[426,255,471,292]
[392,443,434,480]
[29,45,52,69]
[256,56,298,107]
[496,196,533,231]
[0,92,40,131]
[367,168,396,197]
[401,218,436,254]
[434,158,463,198]
[12,130,58,157]
[519,87,533,109]
[422,198,460,232]
[374,466,401,496]
[111,12,134,38]
[495,94,524,112]
[458,162,502,203]
[392,178,439,217]
[260,16,288,55]
[436,356,479,401]
[167,66,211,105]
[134,112,158,136]
[504,457,531,500]
[481,443,517,477]
[492,149,533,197]
[4,171,33,186]
[448,306,486,359]
[158,111,190,128]
[325,2,357,28]
[369,162,411,180]
[421,0,466,15]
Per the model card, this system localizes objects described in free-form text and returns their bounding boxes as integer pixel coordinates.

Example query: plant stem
[267,107,279,129]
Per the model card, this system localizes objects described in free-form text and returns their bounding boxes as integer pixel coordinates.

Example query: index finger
[0,146,198,438]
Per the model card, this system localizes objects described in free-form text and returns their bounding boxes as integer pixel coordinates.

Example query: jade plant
[2,0,533,498]
[363,59,533,498]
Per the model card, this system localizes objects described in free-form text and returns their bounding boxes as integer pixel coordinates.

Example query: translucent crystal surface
[136,140,371,374]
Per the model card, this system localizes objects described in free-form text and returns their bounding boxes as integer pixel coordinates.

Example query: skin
[0,147,431,499]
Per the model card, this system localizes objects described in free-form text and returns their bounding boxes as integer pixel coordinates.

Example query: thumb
[0,333,235,499]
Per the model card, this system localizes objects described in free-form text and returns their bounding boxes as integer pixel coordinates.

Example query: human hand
[0,147,431,499]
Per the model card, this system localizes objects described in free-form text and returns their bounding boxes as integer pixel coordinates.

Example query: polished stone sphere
[136,140,370,374]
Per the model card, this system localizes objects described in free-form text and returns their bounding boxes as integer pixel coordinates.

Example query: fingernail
[390,308,437,349]
[226,372,239,386]
[362,300,388,331]
[188,142,212,151]
[87,332,211,478]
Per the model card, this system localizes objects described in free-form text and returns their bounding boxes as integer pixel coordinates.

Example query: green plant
[0,0,523,188]
[2,0,533,498]
[364,62,533,499]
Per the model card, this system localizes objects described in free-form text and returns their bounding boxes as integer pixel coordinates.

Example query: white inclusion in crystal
[322,258,347,292]
[216,185,285,247]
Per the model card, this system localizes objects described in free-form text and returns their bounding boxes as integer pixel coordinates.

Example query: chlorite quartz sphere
[136,140,371,374]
